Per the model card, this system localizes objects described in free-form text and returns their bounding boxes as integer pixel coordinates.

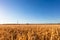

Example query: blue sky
[0,0,60,24]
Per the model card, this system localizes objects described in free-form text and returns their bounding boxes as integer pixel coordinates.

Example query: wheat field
[0,24,60,40]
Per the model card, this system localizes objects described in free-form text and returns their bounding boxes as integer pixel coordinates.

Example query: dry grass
[0,24,60,40]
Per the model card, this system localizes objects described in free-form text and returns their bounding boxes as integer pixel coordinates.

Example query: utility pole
[17,20,18,24]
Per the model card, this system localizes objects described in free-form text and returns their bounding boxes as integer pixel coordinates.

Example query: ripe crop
[0,24,60,40]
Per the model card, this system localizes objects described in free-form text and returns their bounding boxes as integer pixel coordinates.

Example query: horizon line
[0,23,60,25]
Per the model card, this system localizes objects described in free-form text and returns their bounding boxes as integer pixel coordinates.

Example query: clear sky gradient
[0,0,60,24]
